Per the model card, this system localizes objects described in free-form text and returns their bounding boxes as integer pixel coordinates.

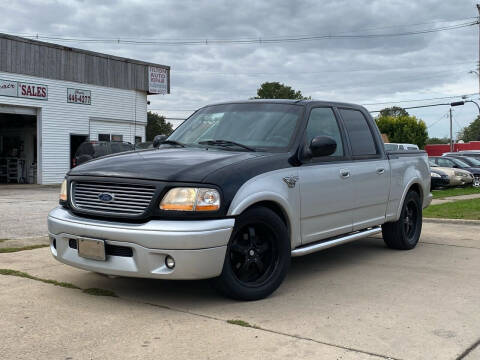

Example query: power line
[7,20,477,46]
[362,93,479,106]
[149,93,480,113]
[173,61,475,76]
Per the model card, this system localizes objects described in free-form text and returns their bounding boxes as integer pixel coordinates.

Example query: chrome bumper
[47,207,235,280]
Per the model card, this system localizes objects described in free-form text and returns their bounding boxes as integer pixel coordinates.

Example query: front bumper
[47,207,235,280]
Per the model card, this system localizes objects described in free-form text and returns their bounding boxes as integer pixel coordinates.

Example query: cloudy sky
[2,0,480,138]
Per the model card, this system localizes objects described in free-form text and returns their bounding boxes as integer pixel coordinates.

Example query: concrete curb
[424,217,480,226]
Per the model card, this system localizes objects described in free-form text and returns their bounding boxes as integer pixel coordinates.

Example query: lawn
[431,187,480,199]
[424,198,480,220]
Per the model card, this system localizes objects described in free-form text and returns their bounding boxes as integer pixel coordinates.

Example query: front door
[298,107,353,244]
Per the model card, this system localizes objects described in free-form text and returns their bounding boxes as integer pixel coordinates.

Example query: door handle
[340,169,350,178]
[376,168,385,175]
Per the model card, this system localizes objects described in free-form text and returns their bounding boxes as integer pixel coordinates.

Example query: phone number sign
[67,88,91,105]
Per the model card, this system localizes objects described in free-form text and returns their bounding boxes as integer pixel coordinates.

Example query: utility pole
[449,107,454,152]
[477,4,480,95]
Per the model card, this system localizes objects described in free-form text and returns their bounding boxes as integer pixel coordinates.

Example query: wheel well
[408,183,423,205]
[244,201,290,239]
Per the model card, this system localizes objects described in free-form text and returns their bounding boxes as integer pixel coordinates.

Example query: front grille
[71,181,156,216]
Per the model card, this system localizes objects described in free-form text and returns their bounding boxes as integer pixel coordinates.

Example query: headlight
[160,187,220,211]
[60,179,67,201]
[454,171,467,177]
[431,172,441,178]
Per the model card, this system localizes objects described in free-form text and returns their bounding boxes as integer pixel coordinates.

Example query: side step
[291,227,382,257]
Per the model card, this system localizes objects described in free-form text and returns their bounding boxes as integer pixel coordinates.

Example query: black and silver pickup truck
[48,100,431,300]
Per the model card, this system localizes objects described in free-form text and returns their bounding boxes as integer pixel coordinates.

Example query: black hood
[68,147,267,183]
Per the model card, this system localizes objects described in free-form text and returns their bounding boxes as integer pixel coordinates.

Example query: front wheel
[382,190,422,250]
[213,207,290,301]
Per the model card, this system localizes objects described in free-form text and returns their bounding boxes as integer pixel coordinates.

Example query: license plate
[77,237,106,261]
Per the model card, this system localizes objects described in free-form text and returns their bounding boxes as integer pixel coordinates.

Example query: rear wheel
[214,207,290,300]
[382,190,422,250]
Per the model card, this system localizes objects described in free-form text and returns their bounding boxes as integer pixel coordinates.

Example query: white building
[0,33,170,185]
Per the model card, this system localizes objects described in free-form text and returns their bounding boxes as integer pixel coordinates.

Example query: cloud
[1,0,479,137]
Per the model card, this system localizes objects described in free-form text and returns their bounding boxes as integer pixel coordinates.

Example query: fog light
[165,256,175,269]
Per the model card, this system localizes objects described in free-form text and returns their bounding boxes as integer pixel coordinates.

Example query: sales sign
[0,79,48,100]
[148,66,168,95]
[0,79,17,97]
[67,88,91,105]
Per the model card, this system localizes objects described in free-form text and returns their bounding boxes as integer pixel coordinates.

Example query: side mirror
[153,134,167,148]
[303,136,337,159]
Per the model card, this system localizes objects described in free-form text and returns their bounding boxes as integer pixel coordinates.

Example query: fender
[395,178,424,221]
[227,168,302,249]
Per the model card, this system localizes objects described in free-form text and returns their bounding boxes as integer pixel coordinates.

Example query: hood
[68,147,267,182]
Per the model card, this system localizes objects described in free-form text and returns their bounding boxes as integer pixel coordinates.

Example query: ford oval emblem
[98,193,114,203]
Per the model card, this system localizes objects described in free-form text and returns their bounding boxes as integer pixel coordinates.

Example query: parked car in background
[429,166,450,189]
[430,156,480,187]
[384,143,419,151]
[134,141,153,150]
[442,151,480,159]
[428,161,473,188]
[73,141,134,167]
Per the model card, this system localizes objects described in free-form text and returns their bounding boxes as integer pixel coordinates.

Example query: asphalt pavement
[1,186,480,359]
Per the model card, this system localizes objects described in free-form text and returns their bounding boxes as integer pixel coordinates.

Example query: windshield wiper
[198,140,256,152]
[160,140,185,147]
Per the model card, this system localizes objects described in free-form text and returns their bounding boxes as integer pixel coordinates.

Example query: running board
[291,227,382,257]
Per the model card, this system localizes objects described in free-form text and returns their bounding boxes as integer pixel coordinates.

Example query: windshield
[384,144,399,151]
[450,158,470,168]
[168,103,304,151]
[463,156,480,166]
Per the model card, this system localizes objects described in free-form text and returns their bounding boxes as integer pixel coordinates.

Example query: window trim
[337,107,383,160]
[299,106,351,163]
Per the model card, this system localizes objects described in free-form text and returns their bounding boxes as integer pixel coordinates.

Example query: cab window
[305,107,344,157]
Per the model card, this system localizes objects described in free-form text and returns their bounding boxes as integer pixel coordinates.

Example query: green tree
[255,82,310,100]
[378,106,409,118]
[146,111,173,141]
[426,137,450,145]
[376,114,428,149]
[457,116,480,142]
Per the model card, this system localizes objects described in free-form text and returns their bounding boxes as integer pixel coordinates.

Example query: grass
[82,288,118,297]
[424,198,480,220]
[0,269,80,289]
[0,239,8,243]
[0,268,118,297]
[227,319,260,329]
[0,244,49,253]
[432,187,480,199]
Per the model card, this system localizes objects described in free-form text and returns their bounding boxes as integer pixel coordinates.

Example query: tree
[426,137,450,145]
[375,114,428,149]
[146,111,173,141]
[378,106,409,118]
[255,82,310,100]
[457,116,480,142]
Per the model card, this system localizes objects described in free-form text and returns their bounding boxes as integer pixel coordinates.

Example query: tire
[213,207,290,301]
[382,190,422,250]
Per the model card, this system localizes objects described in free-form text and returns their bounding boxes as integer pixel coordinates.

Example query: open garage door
[0,112,37,184]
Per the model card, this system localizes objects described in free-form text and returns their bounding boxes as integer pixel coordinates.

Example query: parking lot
[1,186,480,359]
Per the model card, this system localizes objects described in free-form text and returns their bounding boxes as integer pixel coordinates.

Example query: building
[0,33,170,185]
[425,141,480,156]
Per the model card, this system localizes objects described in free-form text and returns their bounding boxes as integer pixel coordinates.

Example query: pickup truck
[48,100,432,300]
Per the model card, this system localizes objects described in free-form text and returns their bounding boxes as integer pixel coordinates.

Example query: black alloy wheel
[214,207,290,300]
[229,224,278,286]
[382,190,422,250]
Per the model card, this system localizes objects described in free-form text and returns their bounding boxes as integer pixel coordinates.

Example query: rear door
[298,107,354,243]
[338,108,390,230]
